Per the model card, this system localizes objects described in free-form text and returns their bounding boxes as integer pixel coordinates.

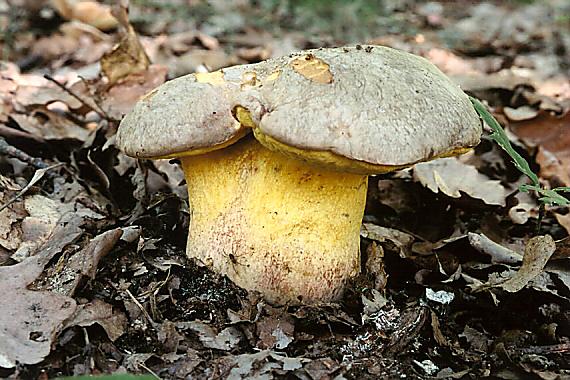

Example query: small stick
[43,74,109,120]
[0,136,48,169]
[0,163,63,212]
[125,288,158,329]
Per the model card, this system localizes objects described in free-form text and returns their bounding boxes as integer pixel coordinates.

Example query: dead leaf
[178,321,242,351]
[360,223,414,258]
[15,85,84,109]
[11,107,90,141]
[290,54,333,84]
[51,0,118,31]
[256,308,295,350]
[100,64,168,120]
[510,112,570,187]
[508,191,539,225]
[0,222,83,367]
[501,235,556,292]
[63,299,127,341]
[365,242,388,291]
[413,157,509,206]
[100,2,149,85]
[504,105,539,121]
[50,228,123,296]
[216,350,307,379]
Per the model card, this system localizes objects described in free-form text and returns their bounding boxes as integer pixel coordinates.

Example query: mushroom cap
[117,45,481,168]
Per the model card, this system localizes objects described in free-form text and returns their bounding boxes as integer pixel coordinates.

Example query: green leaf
[469,96,570,207]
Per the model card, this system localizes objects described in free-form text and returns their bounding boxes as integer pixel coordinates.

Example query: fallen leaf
[50,228,123,296]
[413,157,509,206]
[500,235,556,292]
[360,223,414,258]
[178,321,242,351]
[0,227,82,367]
[510,112,570,187]
[256,308,295,350]
[100,2,149,85]
[63,299,127,341]
[504,105,539,121]
[101,64,168,120]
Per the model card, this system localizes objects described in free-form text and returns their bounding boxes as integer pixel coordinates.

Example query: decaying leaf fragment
[0,256,77,368]
[100,1,149,85]
[63,299,127,341]
[413,157,508,206]
[500,235,556,293]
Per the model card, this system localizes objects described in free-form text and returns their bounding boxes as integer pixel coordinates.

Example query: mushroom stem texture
[181,136,368,304]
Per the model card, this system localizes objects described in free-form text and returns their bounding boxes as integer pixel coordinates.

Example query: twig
[0,136,48,169]
[43,74,109,121]
[139,362,162,380]
[0,163,63,213]
[125,288,158,329]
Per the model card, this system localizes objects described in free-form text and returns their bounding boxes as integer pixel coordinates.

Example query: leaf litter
[1,0,570,379]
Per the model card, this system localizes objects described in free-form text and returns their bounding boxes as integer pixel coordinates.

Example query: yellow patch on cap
[195,70,226,85]
[290,54,333,84]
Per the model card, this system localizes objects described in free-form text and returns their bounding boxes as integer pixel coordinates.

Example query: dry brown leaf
[413,157,508,206]
[256,309,295,350]
[360,223,414,258]
[11,108,90,141]
[426,48,477,76]
[63,299,127,341]
[510,112,570,187]
[554,213,570,237]
[500,235,556,293]
[468,232,523,265]
[0,211,90,367]
[14,85,83,109]
[100,2,149,85]
[101,64,168,120]
[504,105,539,121]
[51,228,123,296]
[178,321,242,351]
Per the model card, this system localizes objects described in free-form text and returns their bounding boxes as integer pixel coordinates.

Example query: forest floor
[0,0,569,379]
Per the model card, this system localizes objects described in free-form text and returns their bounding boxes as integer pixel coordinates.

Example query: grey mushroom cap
[117,45,482,166]
[116,72,241,158]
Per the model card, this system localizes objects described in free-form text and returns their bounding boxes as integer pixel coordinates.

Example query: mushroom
[116,45,481,304]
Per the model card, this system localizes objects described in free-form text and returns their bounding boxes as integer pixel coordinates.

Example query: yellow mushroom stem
[180,136,368,304]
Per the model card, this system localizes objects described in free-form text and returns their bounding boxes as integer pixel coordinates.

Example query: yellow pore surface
[181,137,368,304]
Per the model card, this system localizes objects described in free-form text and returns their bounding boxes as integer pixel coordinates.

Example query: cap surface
[117,45,482,166]
[251,45,481,166]
[116,68,245,159]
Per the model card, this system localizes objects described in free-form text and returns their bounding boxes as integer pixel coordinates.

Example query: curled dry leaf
[50,228,123,296]
[255,309,295,350]
[100,2,149,85]
[413,157,509,206]
[499,235,556,293]
[0,237,81,367]
[509,191,539,225]
[360,223,414,258]
[63,299,127,341]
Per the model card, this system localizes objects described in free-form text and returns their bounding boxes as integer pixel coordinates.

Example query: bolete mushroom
[116,45,481,304]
